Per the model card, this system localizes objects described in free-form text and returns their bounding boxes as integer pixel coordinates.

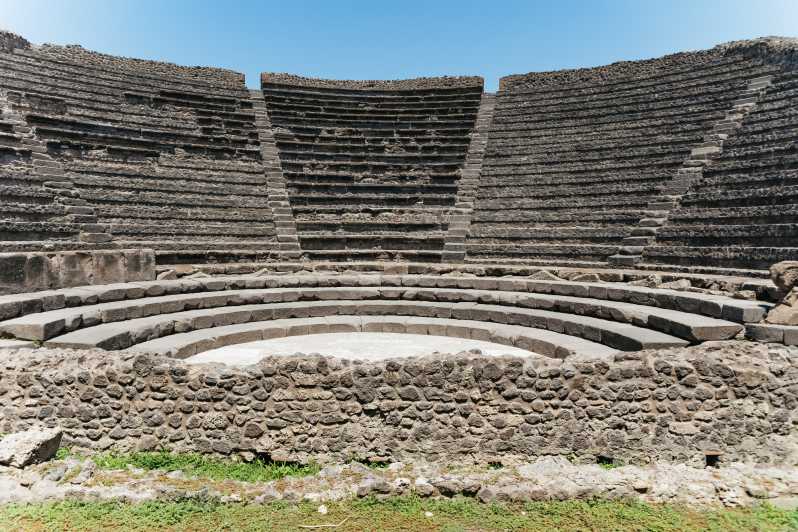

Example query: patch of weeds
[54,446,71,460]
[0,497,796,532]
[596,455,621,469]
[90,450,320,483]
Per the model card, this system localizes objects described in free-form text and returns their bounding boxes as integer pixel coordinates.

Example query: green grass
[54,447,70,461]
[0,496,796,531]
[83,450,320,483]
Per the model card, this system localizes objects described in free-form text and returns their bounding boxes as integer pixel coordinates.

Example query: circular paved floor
[186,332,540,366]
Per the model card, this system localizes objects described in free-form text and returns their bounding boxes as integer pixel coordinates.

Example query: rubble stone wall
[1,343,796,466]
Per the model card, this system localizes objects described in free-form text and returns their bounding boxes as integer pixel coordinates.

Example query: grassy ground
[65,450,320,483]
[0,496,795,531]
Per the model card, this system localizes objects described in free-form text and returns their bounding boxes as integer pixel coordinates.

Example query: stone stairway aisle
[441,93,496,263]
[0,92,112,245]
[249,90,301,260]
[609,75,774,267]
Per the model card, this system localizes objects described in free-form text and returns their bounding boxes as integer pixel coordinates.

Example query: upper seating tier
[643,65,798,270]
[262,73,484,262]
[0,33,279,262]
[2,32,798,274]
[466,40,787,269]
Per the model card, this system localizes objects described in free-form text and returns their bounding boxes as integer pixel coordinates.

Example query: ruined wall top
[498,36,798,92]
[261,72,484,91]
[499,47,724,92]
[0,30,31,53]
[718,36,798,68]
[27,42,245,88]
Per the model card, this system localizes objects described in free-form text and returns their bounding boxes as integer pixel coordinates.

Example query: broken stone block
[0,427,62,468]
[529,270,561,281]
[660,279,692,291]
[157,270,177,280]
[771,261,798,295]
[629,275,662,288]
[571,273,601,283]
[766,289,798,326]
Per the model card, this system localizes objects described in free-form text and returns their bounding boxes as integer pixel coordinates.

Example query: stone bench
[28,283,739,349]
[125,315,618,360]
[745,323,798,345]
[500,58,768,99]
[0,283,717,351]
[0,273,770,328]
[41,298,682,352]
[300,234,444,250]
[4,50,248,95]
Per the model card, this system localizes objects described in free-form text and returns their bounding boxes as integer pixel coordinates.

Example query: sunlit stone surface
[187,332,540,365]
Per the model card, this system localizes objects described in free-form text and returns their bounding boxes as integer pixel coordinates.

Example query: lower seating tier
[126,316,618,360]
[0,273,770,361]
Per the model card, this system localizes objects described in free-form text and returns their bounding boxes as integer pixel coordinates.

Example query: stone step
[622,236,652,246]
[0,273,770,327]
[608,254,641,267]
[40,297,688,352]
[746,323,798,345]
[127,315,619,360]
[631,227,659,237]
[79,232,112,243]
[690,145,722,157]
[732,95,759,106]
[0,279,749,345]
[638,218,667,227]
[749,75,774,86]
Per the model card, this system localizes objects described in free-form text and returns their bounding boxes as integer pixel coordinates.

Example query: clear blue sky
[0,0,795,91]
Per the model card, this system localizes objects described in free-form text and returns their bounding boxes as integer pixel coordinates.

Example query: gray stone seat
[0,274,769,339]
[123,315,619,360]
[37,297,688,352]
[745,323,798,345]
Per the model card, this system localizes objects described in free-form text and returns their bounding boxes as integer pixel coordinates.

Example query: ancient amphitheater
[1,30,798,475]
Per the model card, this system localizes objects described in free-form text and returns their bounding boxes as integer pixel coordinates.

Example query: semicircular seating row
[0,274,770,360]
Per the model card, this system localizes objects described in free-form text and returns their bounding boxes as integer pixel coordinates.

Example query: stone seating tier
[0,43,280,257]
[2,34,798,272]
[262,75,483,262]
[643,69,798,270]
[467,48,782,267]
[34,297,688,352]
[0,275,771,350]
[123,316,620,360]
[0,88,79,242]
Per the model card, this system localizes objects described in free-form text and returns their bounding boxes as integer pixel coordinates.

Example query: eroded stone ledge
[0,249,155,295]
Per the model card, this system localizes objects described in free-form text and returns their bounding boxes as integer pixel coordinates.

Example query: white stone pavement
[187,332,538,365]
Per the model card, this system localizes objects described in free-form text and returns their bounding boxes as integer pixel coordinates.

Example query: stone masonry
[442,93,497,263]
[609,75,775,267]
[249,90,301,259]
[0,342,795,466]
